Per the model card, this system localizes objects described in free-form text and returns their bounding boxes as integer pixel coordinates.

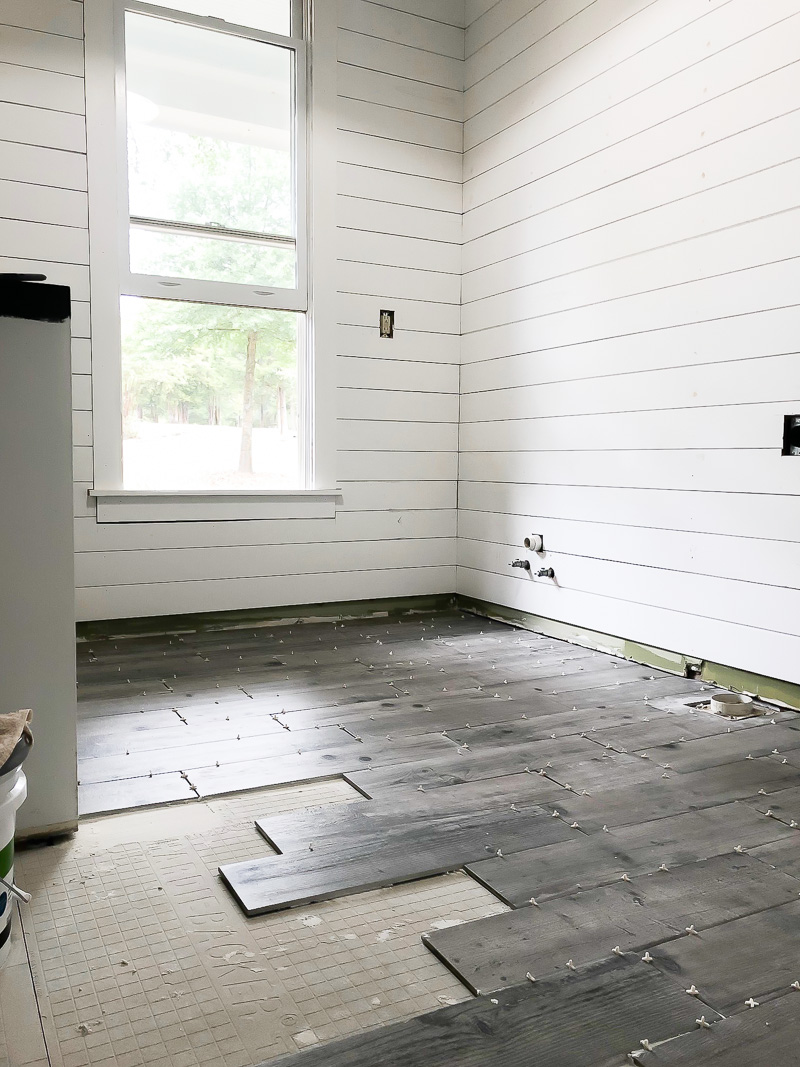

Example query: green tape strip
[457,595,800,712]
[0,839,13,879]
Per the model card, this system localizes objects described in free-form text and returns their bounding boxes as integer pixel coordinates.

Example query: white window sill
[88,489,342,523]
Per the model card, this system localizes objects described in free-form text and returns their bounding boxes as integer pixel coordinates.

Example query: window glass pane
[121,296,299,490]
[129,225,296,288]
[156,0,291,36]
[125,12,295,282]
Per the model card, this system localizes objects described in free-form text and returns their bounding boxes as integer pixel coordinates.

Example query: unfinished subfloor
[9,608,800,1066]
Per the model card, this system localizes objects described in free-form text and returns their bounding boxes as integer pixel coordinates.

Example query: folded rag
[0,709,32,769]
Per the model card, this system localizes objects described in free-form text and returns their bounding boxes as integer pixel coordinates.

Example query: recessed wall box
[782,415,800,456]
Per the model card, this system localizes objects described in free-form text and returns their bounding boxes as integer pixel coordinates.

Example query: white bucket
[0,766,28,966]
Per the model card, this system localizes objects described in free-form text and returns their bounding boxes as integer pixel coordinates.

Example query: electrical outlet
[379,309,394,338]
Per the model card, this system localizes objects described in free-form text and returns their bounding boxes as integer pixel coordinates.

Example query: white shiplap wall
[0,0,464,620]
[4,0,799,689]
[457,0,800,684]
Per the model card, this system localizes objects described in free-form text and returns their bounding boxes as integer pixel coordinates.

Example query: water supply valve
[536,567,555,579]
[509,559,531,571]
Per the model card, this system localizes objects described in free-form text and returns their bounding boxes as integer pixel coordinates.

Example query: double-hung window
[88,0,313,503]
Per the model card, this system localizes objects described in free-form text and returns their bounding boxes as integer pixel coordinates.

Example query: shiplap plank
[0,177,86,226]
[0,59,84,112]
[337,355,459,393]
[338,419,458,452]
[337,387,459,423]
[72,409,92,446]
[74,509,457,553]
[0,139,86,189]
[337,195,461,244]
[0,23,83,76]
[338,64,463,121]
[338,0,464,61]
[0,99,85,150]
[0,216,89,263]
[458,482,800,545]
[76,566,458,622]
[338,128,461,184]
[338,481,457,511]
[337,259,461,305]
[383,0,466,29]
[337,450,458,482]
[0,0,83,39]
[72,444,92,482]
[338,228,460,274]
[75,538,456,588]
[337,162,462,213]
[338,96,462,154]
[71,372,91,411]
[338,28,463,92]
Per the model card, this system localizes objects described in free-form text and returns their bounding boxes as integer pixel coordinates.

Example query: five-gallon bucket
[0,752,29,966]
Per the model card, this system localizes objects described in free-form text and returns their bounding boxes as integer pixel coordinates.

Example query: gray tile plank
[751,837,800,880]
[648,900,800,1015]
[78,771,196,816]
[261,958,707,1067]
[635,995,800,1067]
[423,854,800,994]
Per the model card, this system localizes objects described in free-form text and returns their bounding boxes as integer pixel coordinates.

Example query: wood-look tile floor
[63,608,800,1066]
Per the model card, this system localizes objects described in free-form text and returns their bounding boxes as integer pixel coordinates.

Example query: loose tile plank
[423,855,800,994]
[220,807,574,916]
[466,803,798,907]
[254,774,568,853]
[262,958,707,1067]
[636,995,800,1067]
[648,900,800,1016]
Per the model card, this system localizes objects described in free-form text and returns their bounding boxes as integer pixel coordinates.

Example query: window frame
[85,0,333,512]
[119,0,308,314]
